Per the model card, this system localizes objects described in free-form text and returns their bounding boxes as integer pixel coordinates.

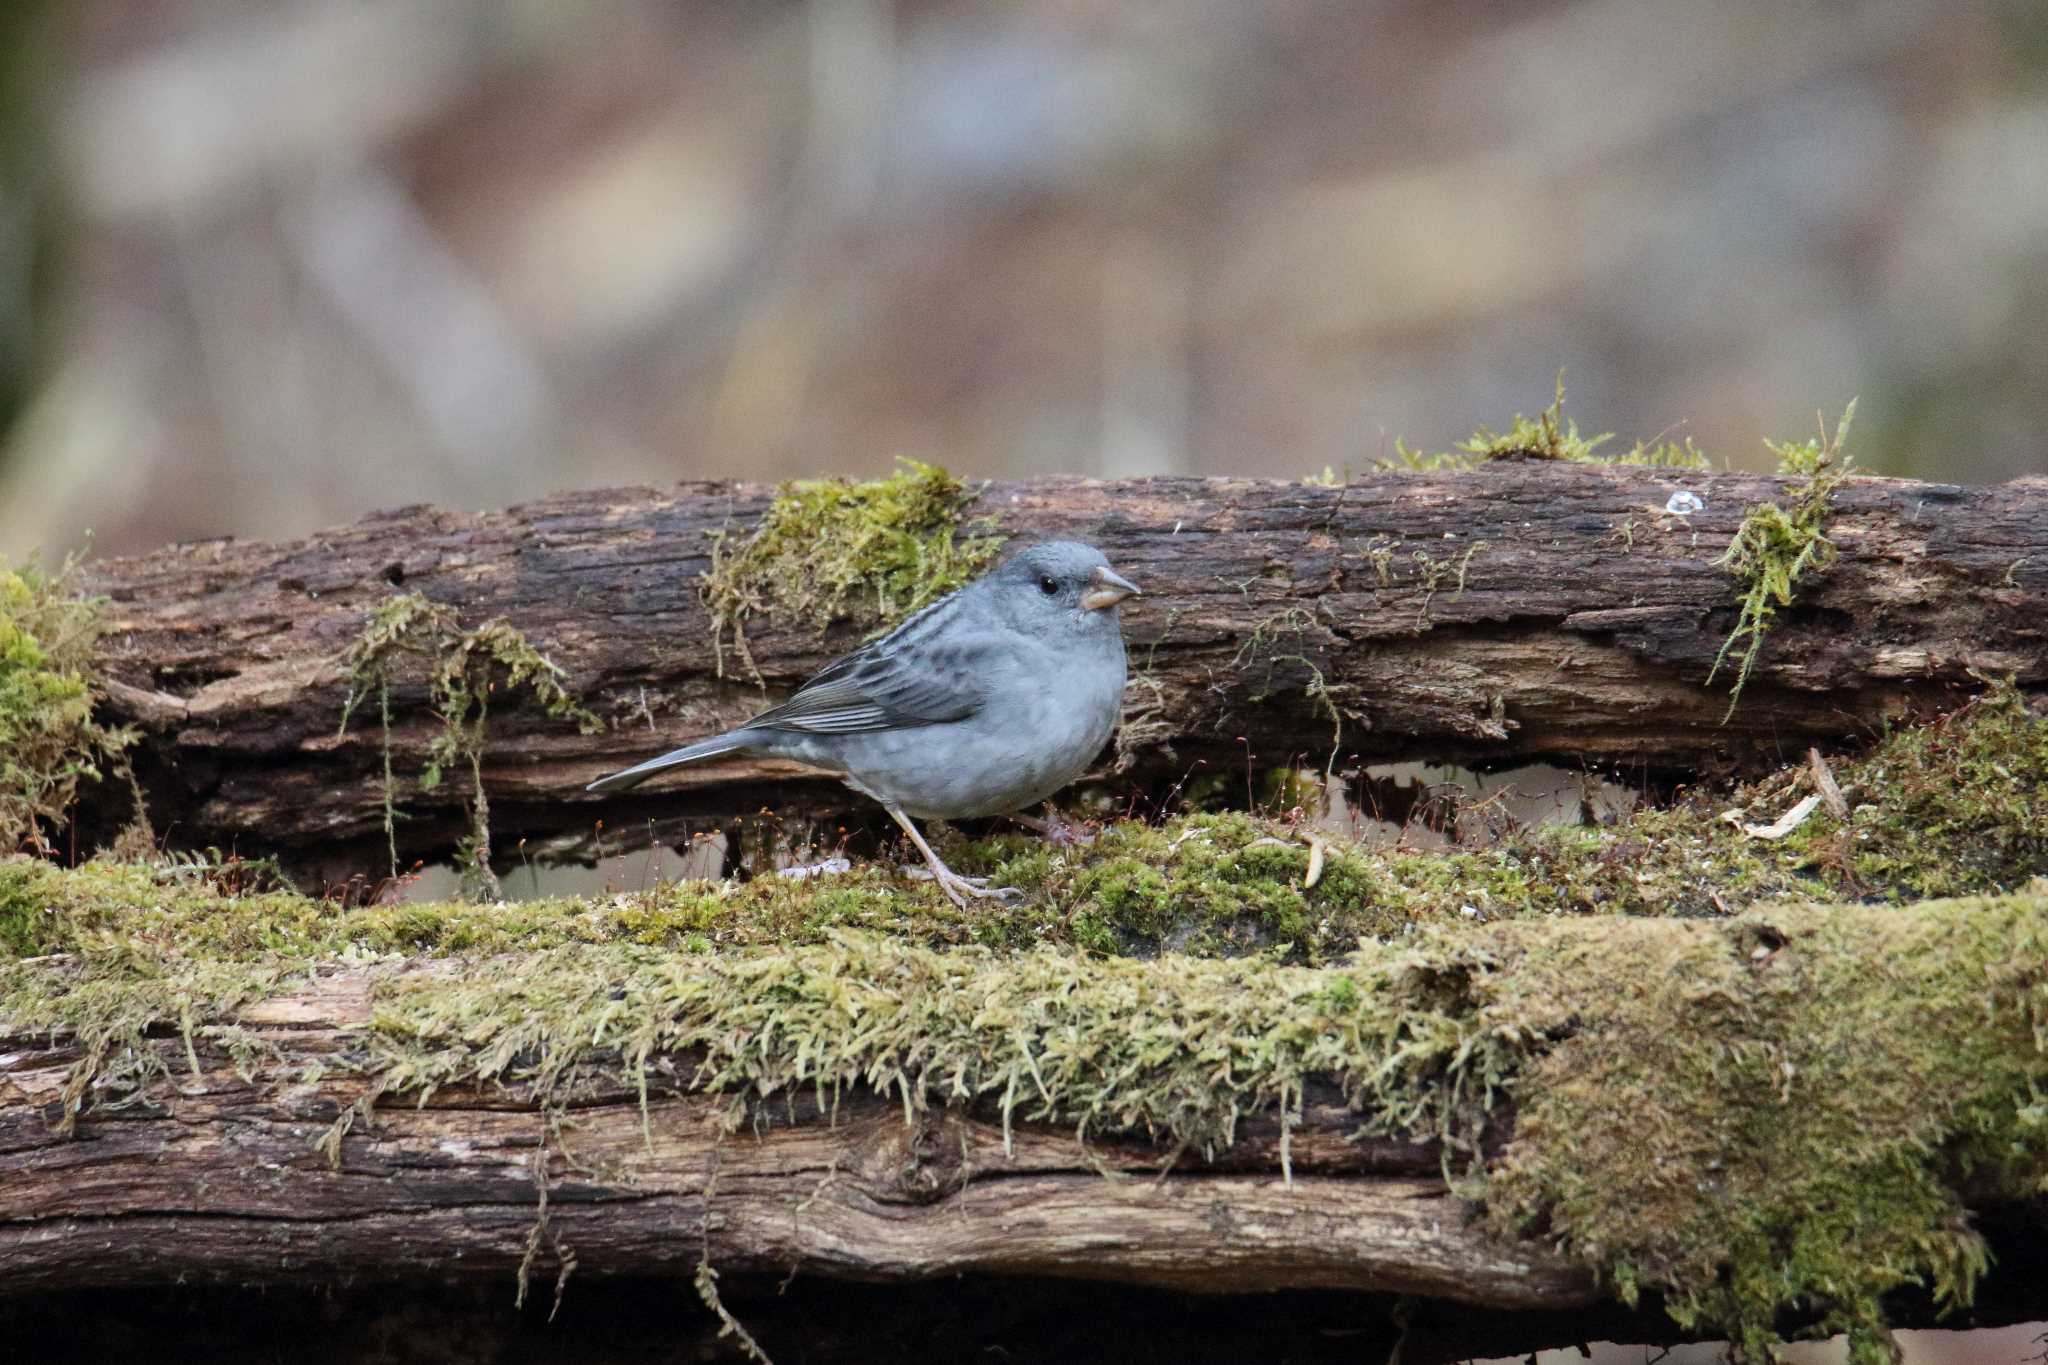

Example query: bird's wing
[744,624,999,735]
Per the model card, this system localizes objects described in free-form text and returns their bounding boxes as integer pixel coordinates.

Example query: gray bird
[586,541,1141,905]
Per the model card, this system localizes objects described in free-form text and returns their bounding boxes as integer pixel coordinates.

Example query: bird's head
[985,541,1141,639]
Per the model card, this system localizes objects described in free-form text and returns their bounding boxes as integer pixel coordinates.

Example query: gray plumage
[586,541,1140,904]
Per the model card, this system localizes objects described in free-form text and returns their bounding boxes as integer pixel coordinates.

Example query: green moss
[4,693,2045,1357]
[7,686,2044,968]
[1457,374,1616,463]
[339,593,600,896]
[1613,435,1712,470]
[0,555,134,854]
[1386,378,1710,472]
[10,886,2047,1359]
[1476,897,2048,1362]
[1809,685,2048,900]
[1707,402,1857,717]
[700,460,1004,682]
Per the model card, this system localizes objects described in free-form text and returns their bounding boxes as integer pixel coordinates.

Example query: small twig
[1723,793,1822,840]
[1807,747,1851,821]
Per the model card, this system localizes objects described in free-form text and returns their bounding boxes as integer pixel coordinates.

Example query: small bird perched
[586,541,1141,906]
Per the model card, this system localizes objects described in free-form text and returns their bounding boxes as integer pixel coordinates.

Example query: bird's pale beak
[1081,565,1142,611]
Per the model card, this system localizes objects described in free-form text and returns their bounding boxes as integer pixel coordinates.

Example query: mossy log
[81,466,2048,860]
[6,872,2048,1357]
[0,972,1576,1305]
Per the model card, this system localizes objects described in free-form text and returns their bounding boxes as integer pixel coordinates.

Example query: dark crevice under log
[80,468,2048,863]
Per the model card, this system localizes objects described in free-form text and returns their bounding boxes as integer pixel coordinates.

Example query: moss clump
[1387,378,1710,472]
[339,592,600,897]
[1457,374,1616,463]
[701,460,1003,681]
[1707,402,1857,717]
[0,555,133,855]
[1810,685,2048,900]
[1476,897,2048,1362]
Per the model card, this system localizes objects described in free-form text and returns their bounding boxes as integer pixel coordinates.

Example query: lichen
[1706,402,1857,718]
[339,592,600,897]
[700,460,1004,682]
[0,554,134,855]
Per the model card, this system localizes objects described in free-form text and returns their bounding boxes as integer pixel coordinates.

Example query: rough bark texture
[0,971,1589,1308]
[81,468,2048,862]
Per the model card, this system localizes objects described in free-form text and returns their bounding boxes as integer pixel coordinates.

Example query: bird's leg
[886,806,1021,908]
[1008,803,1095,848]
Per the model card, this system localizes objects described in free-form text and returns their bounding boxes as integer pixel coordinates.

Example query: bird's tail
[585,732,752,794]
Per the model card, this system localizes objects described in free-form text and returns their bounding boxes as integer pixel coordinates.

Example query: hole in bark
[148,663,239,697]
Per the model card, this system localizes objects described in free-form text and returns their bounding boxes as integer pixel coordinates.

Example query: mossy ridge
[9,894,2048,1360]
[0,554,135,855]
[1707,402,1858,718]
[0,815,1410,966]
[700,459,1004,683]
[4,685,2042,964]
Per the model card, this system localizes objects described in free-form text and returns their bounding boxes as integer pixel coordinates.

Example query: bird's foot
[907,865,1024,908]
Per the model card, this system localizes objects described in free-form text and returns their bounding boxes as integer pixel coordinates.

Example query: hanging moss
[1707,402,1858,717]
[0,555,134,855]
[339,592,600,897]
[699,460,1004,681]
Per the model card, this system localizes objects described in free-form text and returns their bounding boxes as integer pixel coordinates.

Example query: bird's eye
[1038,575,1060,596]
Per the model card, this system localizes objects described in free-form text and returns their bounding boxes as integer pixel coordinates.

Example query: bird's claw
[910,867,1023,907]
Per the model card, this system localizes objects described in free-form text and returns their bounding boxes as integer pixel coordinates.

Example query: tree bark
[0,970,1590,1307]
[81,467,2048,862]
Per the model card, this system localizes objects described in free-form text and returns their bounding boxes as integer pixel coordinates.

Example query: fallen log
[0,973,1575,1305]
[4,872,2046,1360]
[78,465,2048,863]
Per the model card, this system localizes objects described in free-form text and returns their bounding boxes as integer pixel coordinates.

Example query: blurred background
[2,0,2045,562]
